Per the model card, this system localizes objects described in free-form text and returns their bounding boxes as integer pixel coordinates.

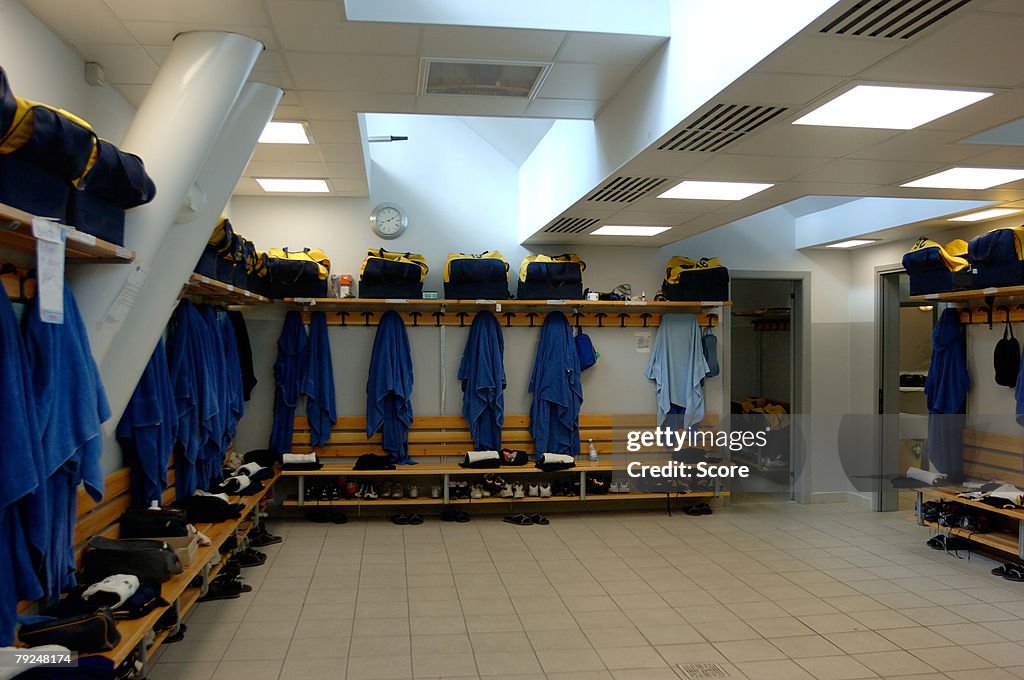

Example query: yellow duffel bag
[517,253,585,300]
[443,251,510,299]
[360,248,428,299]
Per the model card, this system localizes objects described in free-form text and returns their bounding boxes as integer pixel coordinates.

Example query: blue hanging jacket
[117,338,177,505]
[302,311,336,448]
[198,306,228,490]
[529,313,583,459]
[925,308,969,478]
[23,285,110,602]
[269,311,309,454]
[459,311,505,450]
[219,311,244,444]
[645,314,709,429]
[367,311,416,465]
[0,287,44,645]
[168,300,218,498]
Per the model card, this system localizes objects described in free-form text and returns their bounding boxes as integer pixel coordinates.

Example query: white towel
[907,467,945,485]
[195,490,231,503]
[236,462,264,476]
[465,450,500,464]
[283,452,317,464]
[82,574,140,609]
[540,453,575,465]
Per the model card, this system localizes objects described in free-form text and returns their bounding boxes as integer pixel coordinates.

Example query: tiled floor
[148,502,1024,680]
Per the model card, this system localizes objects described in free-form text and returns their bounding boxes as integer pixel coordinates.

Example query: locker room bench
[20,460,280,670]
[282,413,730,511]
[914,429,1024,558]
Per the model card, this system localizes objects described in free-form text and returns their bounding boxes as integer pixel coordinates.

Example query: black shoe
[235,548,267,568]
[163,623,188,644]
[198,582,242,602]
[249,529,283,547]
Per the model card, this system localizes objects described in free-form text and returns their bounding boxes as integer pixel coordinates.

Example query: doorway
[729,279,798,502]
[878,271,936,512]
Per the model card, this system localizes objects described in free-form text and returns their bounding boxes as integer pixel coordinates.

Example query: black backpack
[994,316,1020,387]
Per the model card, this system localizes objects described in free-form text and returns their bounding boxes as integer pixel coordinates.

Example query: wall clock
[370,202,408,239]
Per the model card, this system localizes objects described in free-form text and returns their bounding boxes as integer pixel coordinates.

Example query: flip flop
[408,513,424,525]
[393,514,410,525]
[528,514,550,525]
[684,505,702,516]
[455,511,471,523]
[305,509,330,523]
[440,508,458,522]
[1004,565,1024,582]
[993,563,1019,577]
[503,514,533,525]
[699,503,713,515]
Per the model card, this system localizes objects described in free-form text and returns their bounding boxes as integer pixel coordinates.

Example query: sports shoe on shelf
[470,485,483,500]
[364,484,379,500]
[430,485,441,499]
[513,482,525,499]
[380,482,392,498]
[499,484,514,498]
[527,483,540,497]
[408,484,419,499]
[539,483,552,498]
[392,484,404,499]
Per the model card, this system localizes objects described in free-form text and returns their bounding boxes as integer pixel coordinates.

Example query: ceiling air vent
[819,0,973,40]
[586,176,668,203]
[419,58,551,99]
[543,217,600,234]
[659,104,788,152]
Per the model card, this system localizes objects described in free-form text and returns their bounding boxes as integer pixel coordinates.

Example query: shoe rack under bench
[915,487,1024,559]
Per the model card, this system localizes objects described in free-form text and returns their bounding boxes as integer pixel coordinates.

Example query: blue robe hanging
[367,311,415,465]
[23,285,109,603]
[269,311,308,454]
[925,308,969,479]
[168,300,218,498]
[117,338,177,505]
[645,314,709,429]
[302,311,336,448]
[529,313,582,459]
[0,287,44,645]
[459,311,505,450]
[219,310,244,444]
[198,306,228,490]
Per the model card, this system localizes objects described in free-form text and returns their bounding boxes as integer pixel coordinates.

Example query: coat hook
[361,311,373,327]
[641,312,652,328]
[526,312,539,327]
[1000,305,1011,324]
[707,313,718,328]
[410,311,421,327]
[985,294,996,329]
[573,311,582,329]
[596,312,607,328]
[339,311,349,327]
[457,311,468,327]
[618,312,629,328]
[433,311,444,327]
[503,312,514,327]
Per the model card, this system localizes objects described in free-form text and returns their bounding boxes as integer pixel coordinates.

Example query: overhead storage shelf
[909,285,1024,303]
[0,201,135,263]
[183,274,270,305]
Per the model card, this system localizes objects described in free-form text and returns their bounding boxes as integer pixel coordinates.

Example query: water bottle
[589,438,599,462]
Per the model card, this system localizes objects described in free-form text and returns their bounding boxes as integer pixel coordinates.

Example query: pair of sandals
[991,563,1024,581]
[927,534,970,556]
[503,513,549,526]
[440,508,471,523]
[392,513,424,525]
[306,508,348,524]
[684,503,713,516]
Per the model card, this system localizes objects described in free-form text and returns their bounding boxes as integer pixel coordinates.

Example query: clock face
[371,203,407,239]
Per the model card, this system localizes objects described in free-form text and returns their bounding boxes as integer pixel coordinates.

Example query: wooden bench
[915,429,1024,558]
[282,413,731,512]
[20,458,279,671]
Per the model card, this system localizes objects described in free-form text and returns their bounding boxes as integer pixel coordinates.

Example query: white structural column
[98,81,282,430]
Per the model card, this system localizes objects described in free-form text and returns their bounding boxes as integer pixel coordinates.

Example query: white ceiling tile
[114,84,150,108]
[325,162,368,179]
[286,53,418,92]
[849,130,988,163]
[538,63,635,101]
[249,71,294,90]
[755,35,901,77]
[415,95,529,117]
[20,0,135,44]
[795,158,939,185]
[255,50,288,72]
[922,89,1024,133]
[717,72,845,108]
[105,0,270,26]
[272,104,309,120]
[251,144,324,163]
[524,98,602,119]
[125,21,276,48]
[244,161,328,178]
[76,44,159,84]
[952,147,1024,166]
[421,26,565,61]
[688,154,830,182]
[268,1,420,54]
[319,143,362,163]
[327,177,369,193]
[143,46,169,65]
[860,13,1024,88]
[619,151,713,178]
[557,33,665,65]
[308,119,360,143]
[725,125,899,158]
[982,0,1024,13]
[233,177,263,195]
[604,209,701,225]
[298,90,417,118]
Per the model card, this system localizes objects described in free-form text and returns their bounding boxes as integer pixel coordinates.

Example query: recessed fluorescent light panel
[826,239,877,249]
[255,178,329,193]
[258,121,311,144]
[949,208,1023,222]
[591,225,670,236]
[420,58,551,98]
[793,85,992,129]
[901,167,1024,190]
[658,180,773,201]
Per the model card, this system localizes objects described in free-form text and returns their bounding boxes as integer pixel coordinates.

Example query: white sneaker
[513,483,525,499]
[430,485,441,499]
[528,483,540,497]
[364,484,379,500]
[608,482,619,494]
[408,485,419,499]
[539,483,552,498]
[499,484,514,498]
[470,485,483,500]
[618,481,629,494]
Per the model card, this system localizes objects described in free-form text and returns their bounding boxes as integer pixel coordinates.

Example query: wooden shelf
[921,519,1019,555]
[910,284,1024,303]
[921,488,1024,521]
[281,459,735,478]
[286,297,729,313]
[96,471,280,665]
[0,201,135,262]
[184,274,269,306]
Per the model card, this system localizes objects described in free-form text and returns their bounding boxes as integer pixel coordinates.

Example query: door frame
[875,263,906,512]
[729,270,810,504]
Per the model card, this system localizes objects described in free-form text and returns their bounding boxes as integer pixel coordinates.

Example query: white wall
[0,0,136,474]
